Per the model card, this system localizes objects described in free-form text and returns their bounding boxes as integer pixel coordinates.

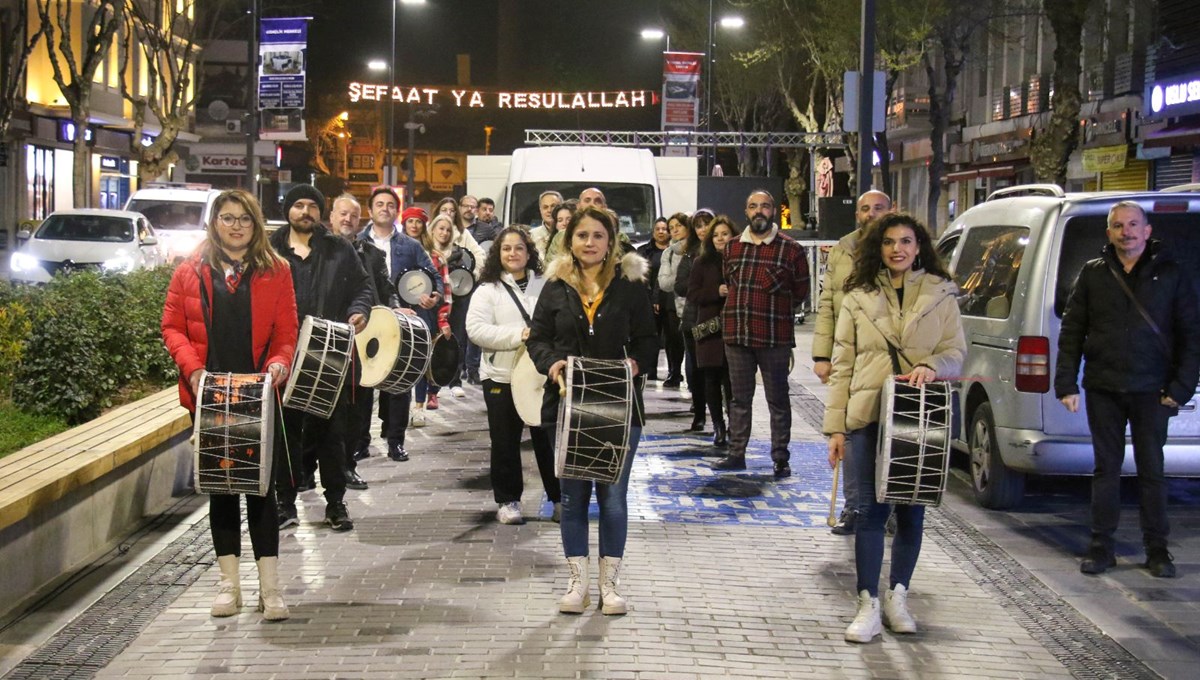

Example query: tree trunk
[925,37,962,233]
[71,108,89,207]
[1030,0,1092,186]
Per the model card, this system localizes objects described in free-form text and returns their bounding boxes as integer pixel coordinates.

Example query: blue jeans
[559,426,641,558]
[850,422,925,597]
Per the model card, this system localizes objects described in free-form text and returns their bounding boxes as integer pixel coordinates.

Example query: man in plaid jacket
[714,190,810,479]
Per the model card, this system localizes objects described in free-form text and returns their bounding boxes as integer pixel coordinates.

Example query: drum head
[426,333,461,387]
[455,248,476,274]
[510,345,545,427]
[356,306,402,387]
[449,268,475,297]
[397,268,438,305]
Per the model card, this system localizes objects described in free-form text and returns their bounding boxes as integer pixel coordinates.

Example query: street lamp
[640,28,669,52]
[367,59,386,71]
[705,7,744,174]
[386,0,428,191]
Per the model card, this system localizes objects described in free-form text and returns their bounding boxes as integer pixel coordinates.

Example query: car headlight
[102,253,136,273]
[10,252,38,273]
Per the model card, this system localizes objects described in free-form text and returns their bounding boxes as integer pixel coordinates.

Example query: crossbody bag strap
[861,312,913,374]
[1108,266,1171,355]
[501,280,533,326]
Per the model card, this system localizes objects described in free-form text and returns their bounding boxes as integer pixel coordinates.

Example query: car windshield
[127,199,206,231]
[1056,210,1200,316]
[508,182,656,242]
[35,214,134,242]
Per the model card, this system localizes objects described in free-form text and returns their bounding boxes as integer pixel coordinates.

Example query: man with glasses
[269,184,374,532]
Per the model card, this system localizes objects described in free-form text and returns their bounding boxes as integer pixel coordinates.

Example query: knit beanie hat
[284,184,326,215]
[401,206,428,224]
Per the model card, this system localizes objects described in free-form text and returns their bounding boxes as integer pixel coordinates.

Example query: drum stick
[556,374,567,397]
[827,460,841,527]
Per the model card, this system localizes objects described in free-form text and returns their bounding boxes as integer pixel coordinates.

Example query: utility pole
[245,0,259,196]
[856,0,876,193]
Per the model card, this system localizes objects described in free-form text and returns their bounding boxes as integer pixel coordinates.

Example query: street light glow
[641,28,665,40]
[368,59,387,71]
[719,16,745,29]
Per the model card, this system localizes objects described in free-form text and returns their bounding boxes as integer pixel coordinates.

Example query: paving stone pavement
[5,358,1164,679]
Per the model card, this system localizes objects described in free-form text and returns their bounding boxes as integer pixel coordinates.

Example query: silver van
[935,185,1200,509]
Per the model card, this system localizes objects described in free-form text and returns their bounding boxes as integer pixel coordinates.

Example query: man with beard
[330,194,399,490]
[713,190,810,479]
[813,190,892,534]
[471,197,500,243]
[270,185,374,532]
[357,186,439,463]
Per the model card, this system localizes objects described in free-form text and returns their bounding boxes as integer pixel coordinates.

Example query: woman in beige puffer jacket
[822,213,965,645]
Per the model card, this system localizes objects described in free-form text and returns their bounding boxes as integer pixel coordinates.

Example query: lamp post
[705,8,744,174]
[640,28,669,53]
[386,0,427,192]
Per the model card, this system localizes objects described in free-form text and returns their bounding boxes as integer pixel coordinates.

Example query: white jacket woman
[466,270,545,383]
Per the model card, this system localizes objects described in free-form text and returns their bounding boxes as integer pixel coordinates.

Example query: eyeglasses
[218,213,255,228]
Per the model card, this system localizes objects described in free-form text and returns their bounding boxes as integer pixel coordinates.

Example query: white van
[124,183,223,263]
[467,146,697,241]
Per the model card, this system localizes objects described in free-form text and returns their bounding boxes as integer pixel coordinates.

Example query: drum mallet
[555,374,567,397]
[827,460,841,528]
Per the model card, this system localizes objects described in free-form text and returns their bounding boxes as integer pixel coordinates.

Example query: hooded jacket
[822,269,966,435]
[1055,239,1200,404]
[527,251,658,427]
[269,223,374,324]
[161,252,299,412]
[465,271,546,383]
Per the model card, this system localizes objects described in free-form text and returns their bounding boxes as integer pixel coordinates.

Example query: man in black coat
[1056,201,1200,578]
[270,184,374,533]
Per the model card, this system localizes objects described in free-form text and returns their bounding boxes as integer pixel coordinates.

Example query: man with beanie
[270,184,374,532]
[359,186,439,463]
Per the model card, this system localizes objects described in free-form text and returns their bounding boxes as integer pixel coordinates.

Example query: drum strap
[502,282,533,326]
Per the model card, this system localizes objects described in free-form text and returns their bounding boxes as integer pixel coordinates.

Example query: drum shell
[554,356,634,485]
[426,333,461,387]
[193,372,275,496]
[356,306,431,394]
[282,316,354,418]
[875,377,952,506]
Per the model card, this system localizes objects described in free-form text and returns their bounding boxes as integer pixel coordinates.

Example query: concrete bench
[0,388,193,619]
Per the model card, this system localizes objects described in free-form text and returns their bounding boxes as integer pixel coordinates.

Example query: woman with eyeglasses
[162,189,299,621]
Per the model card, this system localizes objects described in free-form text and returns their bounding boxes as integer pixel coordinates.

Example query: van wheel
[969,402,1025,509]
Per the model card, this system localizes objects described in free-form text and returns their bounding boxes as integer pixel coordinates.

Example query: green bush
[11,267,175,424]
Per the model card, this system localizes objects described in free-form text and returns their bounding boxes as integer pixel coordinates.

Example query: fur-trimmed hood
[544,251,648,291]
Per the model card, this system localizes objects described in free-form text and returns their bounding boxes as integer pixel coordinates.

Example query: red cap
[401,206,428,224]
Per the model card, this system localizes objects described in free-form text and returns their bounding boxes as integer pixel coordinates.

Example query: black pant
[701,364,730,428]
[482,379,561,504]
[384,388,411,446]
[210,487,279,559]
[449,297,468,388]
[661,302,684,379]
[1084,389,1172,551]
[276,396,349,505]
[682,330,706,420]
[348,383,374,471]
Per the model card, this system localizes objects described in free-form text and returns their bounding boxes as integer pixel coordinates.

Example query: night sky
[301,0,684,154]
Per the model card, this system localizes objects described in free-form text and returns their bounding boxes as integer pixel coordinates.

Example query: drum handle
[827,460,841,528]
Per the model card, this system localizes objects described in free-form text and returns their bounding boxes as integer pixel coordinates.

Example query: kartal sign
[348,83,653,109]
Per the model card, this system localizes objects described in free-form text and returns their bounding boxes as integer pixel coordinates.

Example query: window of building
[26,145,54,220]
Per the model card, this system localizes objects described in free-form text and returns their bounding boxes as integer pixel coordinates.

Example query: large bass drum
[193,372,275,496]
[876,376,952,506]
[554,356,633,485]
[282,316,354,418]
[355,306,431,394]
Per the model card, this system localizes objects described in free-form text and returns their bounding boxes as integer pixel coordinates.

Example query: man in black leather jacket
[1056,201,1200,578]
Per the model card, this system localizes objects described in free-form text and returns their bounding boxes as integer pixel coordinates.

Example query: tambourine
[449,268,476,297]
[450,248,476,274]
[396,267,439,306]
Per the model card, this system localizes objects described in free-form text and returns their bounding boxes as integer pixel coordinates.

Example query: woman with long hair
[434,196,459,226]
[161,189,298,621]
[655,212,690,388]
[823,212,965,643]
[433,198,487,391]
[404,209,452,424]
[686,215,736,447]
[543,202,575,262]
[465,226,562,525]
[527,207,657,616]
[673,209,714,430]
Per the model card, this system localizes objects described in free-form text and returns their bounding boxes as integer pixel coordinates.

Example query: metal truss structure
[525,129,848,150]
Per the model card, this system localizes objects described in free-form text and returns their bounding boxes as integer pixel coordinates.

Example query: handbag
[690,315,721,341]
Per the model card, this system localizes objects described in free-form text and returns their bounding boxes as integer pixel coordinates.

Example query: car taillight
[1015,336,1051,393]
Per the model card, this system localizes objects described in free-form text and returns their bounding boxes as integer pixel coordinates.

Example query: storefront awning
[1141,123,1200,149]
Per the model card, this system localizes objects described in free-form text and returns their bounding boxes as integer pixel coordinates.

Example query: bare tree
[36,0,122,206]
[1029,0,1094,186]
[1,1,48,142]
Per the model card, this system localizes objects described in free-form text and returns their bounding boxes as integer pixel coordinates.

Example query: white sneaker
[410,408,426,427]
[882,584,917,633]
[451,386,466,398]
[497,501,524,525]
[844,590,882,643]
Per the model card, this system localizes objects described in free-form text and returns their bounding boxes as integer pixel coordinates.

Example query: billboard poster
[661,52,703,129]
[258,18,308,110]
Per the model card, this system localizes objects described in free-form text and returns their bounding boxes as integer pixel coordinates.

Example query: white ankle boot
[844,590,882,643]
[256,556,290,621]
[598,557,627,615]
[211,555,241,617]
[558,556,590,614]
[882,583,917,633]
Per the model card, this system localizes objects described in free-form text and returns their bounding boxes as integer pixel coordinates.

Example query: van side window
[951,226,1030,319]
[936,235,959,266]
[1056,213,1200,317]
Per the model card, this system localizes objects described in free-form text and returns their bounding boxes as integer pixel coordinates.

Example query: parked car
[9,209,166,283]
[935,185,1200,509]
[124,183,222,263]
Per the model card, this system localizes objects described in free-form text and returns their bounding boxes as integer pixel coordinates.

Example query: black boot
[712,422,729,447]
[712,454,746,471]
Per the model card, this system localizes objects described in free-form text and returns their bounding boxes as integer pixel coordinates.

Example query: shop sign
[1082,145,1129,173]
[99,156,120,170]
[970,133,1028,163]
[1083,112,1128,147]
[1147,70,1200,119]
[347,82,652,110]
[196,154,249,172]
